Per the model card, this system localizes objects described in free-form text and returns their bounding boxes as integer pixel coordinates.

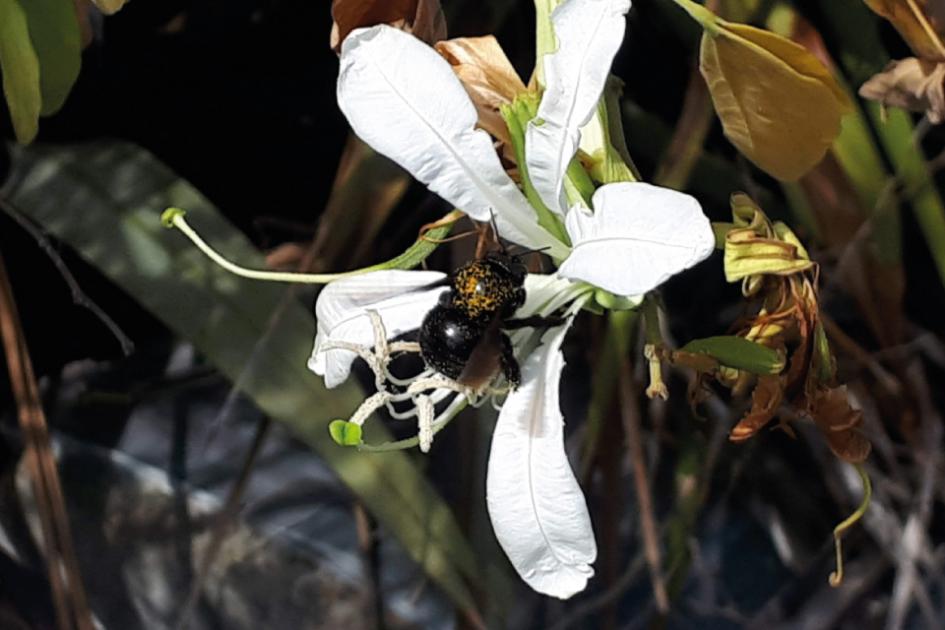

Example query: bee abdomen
[418,306,483,380]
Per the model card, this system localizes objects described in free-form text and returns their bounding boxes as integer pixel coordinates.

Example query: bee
[418,248,561,393]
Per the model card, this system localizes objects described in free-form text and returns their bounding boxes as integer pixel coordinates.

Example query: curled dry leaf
[863,0,945,61]
[700,22,852,181]
[860,57,945,123]
[330,0,446,52]
[435,36,526,160]
[730,375,785,442]
[810,387,871,463]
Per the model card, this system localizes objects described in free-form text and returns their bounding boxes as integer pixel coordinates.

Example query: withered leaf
[859,57,945,123]
[671,349,721,374]
[330,0,446,52]
[730,375,784,442]
[435,36,526,156]
[809,387,871,463]
[864,0,945,61]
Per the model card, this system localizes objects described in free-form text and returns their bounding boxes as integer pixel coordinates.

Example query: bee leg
[499,332,521,390]
[502,314,567,330]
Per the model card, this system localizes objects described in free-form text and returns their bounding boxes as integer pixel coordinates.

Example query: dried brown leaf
[330,0,446,52]
[265,242,312,270]
[670,349,721,374]
[730,375,784,442]
[435,36,525,161]
[864,0,945,61]
[860,57,945,123]
[809,386,872,463]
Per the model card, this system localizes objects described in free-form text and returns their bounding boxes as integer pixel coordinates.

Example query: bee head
[484,251,528,285]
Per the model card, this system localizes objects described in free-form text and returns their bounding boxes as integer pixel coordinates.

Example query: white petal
[526,0,631,214]
[520,274,581,316]
[558,182,715,296]
[486,321,596,599]
[338,26,567,258]
[308,270,446,388]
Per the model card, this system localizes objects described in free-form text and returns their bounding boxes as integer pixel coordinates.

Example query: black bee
[418,250,561,393]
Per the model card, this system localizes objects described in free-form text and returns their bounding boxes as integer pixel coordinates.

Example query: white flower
[313,0,716,599]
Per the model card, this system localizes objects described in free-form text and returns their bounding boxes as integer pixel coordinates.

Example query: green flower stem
[580,309,637,477]
[500,95,571,246]
[829,464,872,587]
[162,207,454,283]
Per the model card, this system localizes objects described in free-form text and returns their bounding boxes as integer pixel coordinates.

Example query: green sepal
[813,320,835,384]
[583,77,640,185]
[594,288,643,311]
[500,93,570,245]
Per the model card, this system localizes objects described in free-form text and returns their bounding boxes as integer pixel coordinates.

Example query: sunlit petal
[486,321,596,599]
[526,0,631,214]
[558,182,716,296]
[338,25,567,257]
[308,270,446,388]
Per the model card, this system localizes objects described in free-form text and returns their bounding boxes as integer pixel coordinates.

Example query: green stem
[641,295,668,399]
[641,295,664,346]
[671,0,720,34]
[829,463,872,587]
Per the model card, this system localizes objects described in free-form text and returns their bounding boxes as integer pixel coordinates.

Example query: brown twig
[617,354,670,614]
[0,198,135,356]
[0,250,95,630]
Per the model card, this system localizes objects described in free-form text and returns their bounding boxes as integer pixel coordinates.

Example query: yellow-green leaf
[723,229,815,282]
[699,21,852,181]
[20,0,82,115]
[0,0,41,144]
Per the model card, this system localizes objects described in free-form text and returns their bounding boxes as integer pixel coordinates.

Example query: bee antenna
[508,245,552,257]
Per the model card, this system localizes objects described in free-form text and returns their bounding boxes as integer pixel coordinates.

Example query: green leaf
[680,335,785,374]
[6,140,482,617]
[0,0,41,143]
[328,420,363,446]
[19,0,82,115]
